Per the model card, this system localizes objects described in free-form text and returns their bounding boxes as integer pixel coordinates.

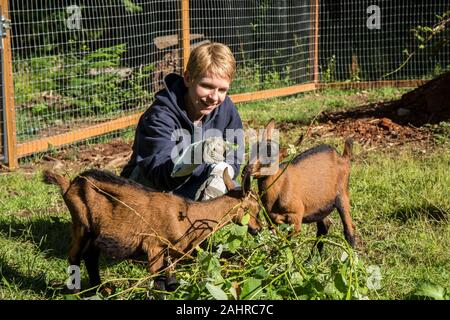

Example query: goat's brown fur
[43,168,261,291]
[246,119,355,249]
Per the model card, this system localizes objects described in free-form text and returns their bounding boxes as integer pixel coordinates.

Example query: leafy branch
[384,10,450,78]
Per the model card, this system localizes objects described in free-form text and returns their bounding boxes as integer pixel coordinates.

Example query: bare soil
[313,101,437,150]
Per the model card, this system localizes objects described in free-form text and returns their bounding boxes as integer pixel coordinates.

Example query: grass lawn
[0,87,449,300]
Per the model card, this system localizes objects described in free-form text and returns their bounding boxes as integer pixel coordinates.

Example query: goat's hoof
[248,227,260,236]
[153,276,167,291]
[165,275,179,292]
[346,233,356,248]
[100,286,114,297]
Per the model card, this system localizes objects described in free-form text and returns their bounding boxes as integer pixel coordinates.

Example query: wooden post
[1,0,17,168]
[310,0,319,83]
[179,0,190,74]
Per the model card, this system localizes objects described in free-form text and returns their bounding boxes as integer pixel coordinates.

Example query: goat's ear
[223,167,235,191]
[242,168,252,196]
[264,118,276,140]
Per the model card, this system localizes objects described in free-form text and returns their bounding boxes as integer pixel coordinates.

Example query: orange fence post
[314,0,319,83]
[310,0,319,83]
[179,0,190,74]
[1,0,17,168]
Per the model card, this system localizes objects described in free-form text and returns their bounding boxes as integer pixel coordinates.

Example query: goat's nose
[248,226,261,236]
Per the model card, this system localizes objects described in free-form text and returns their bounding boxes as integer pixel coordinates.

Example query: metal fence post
[314,0,319,83]
[1,0,17,168]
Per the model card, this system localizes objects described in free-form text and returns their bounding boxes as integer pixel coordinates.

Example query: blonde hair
[185,42,236,82]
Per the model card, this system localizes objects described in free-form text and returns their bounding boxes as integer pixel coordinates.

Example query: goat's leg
[313,217,332,253]
[163,259,179,292]
[146,244,179,294]
[269,212,287,224]
[286,213,302,235]
[83,243,101,288]
[146,245,166,274]
[284,202,305,236]
[68,224,88,266]
[144,244,167,293]
[336,194,355,247]
[67,224,90,293]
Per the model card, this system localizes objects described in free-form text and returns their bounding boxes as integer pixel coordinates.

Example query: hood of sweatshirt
[154,73,221,131]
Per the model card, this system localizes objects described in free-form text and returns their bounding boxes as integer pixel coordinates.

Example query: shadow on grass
[0,257,53,298]
[389,205,448,223]
[0,254,103,299]
[0,215,71,259]
[0,215,154,299]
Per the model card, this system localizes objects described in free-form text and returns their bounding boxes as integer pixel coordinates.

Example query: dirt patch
[20,138,133,173]
[312,101,439,150]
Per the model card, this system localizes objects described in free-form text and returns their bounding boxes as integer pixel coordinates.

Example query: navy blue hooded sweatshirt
[121,73,243,200]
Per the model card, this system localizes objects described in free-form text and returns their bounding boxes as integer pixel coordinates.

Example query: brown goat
[43,168,261,292]
[245,119,355,250]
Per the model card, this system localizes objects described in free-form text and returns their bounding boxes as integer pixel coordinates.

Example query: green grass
[350,149,450,299]
[237,87,410,125]
[0,87,448,300]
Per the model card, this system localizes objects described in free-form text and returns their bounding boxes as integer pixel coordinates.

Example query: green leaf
[281,247,294,266]
[334,272,348,293]
[199,252,223,282]
[83,294,102,300]
[254,266,269,280]
[228,238,242,252]
[240,278,262,300]
[206,283,228,300]
[230,224,248,237]
[122,0,143,13]
[290,271,304,285]
[414,283,446,300]
[241,213,250,225]
[324,282,343,299]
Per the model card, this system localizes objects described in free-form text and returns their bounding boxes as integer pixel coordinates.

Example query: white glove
[195,162,235,201]
[171,137,232,178]
[203,136,233,164]
[171,140,203,177]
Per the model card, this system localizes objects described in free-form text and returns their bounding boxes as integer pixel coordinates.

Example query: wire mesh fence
[320,0,450,82]
[1,0,450,167]
[9,0,181,143]
[190,0,316,92]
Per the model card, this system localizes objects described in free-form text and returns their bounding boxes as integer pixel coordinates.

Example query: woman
[121,42,244,201]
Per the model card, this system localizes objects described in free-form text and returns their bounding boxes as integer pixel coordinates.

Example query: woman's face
[184,72,231,121]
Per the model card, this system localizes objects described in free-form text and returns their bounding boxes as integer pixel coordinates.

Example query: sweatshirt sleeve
[134,106,190,191]
[224,99,244,180]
